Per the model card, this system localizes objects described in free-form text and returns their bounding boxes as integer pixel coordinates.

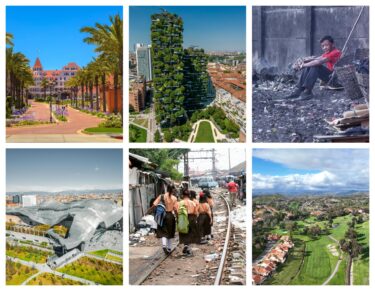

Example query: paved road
[7,101,107,136]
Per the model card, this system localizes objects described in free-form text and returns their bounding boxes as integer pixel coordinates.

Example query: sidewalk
[6,134,121,143]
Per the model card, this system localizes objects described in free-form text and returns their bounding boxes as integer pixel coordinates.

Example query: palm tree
[6,32,14,46]
[80,14,123,113]
[75,67,88,109]
[65,77,79,107]
[40,77,49,101]
[6,47,33,109]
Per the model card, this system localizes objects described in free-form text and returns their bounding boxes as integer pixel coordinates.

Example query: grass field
[88,249,123,263]
[194,121,215,143]
[129,124,147,142]
[6,260,38,285]
[353,220,369,285]
[264,239,305,285]
[290,235,338,285]
[330,215,352,240]
[6,244,52,263]
[257,214,369,285]
[27,273,85,285]
[57,257,123,285]
[132,118,148,128]
[328,254,348,285]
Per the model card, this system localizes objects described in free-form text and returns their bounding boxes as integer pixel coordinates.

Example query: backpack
[154,194,166,227]
[177,201,189,234]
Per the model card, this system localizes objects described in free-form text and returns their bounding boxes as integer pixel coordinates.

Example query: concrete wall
[252,6,369,72]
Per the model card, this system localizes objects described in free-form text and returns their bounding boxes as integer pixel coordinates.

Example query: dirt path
[132,191,229,285]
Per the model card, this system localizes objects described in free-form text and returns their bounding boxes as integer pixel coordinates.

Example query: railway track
[134,188,245,285]
[215,191,246,285]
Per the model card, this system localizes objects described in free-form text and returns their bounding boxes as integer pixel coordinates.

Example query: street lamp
[49,79,57,123]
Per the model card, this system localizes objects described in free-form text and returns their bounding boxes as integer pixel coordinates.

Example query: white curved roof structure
[7,199,123,251]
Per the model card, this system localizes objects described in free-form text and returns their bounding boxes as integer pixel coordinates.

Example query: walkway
[188,119,226,143]
[7,256,96,285]
[322,235,343,285]
[7,101,120,142]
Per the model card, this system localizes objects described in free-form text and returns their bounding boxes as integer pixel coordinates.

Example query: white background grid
[0,0,373,289]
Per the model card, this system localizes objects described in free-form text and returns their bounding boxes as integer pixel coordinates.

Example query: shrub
[99,113,122,128]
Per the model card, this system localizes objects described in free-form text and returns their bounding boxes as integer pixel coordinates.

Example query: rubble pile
[129,215,157,245]
[315,52,369,142]
[253,54,369,143]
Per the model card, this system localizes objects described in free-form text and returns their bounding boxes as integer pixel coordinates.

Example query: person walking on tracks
[227,179,239,209]
[150,184,178,255]
[189,190,201,244]
[203,189,214,239]
[197,192,213,244]
[177,189,198,256]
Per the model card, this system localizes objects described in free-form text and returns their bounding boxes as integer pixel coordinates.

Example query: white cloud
[253,149,369,192]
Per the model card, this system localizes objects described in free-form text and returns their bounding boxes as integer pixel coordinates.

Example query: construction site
[129,149,246,285]
[252,6,369,143]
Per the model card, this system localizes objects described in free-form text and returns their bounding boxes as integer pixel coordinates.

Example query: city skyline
[253,149,369,193]
[7,149,123,193]
[6,6,123,69]
[130,6,246,52]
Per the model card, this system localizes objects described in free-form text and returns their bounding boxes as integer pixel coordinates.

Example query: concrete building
[29,57,80,97]
[129,76,146,112]
[22,195,37,207]
[12,194,22,204]
[252,6,369,72]
[136,43,152,82]
[7,199,123,255]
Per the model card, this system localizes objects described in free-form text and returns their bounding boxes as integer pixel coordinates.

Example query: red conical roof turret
[33,57,43,70]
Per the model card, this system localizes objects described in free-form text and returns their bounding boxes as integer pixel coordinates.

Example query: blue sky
[253,157,319,176]
[7,149,123,193]
[252,149,369,194]
[130,6,246,52]
[6,6,122,69]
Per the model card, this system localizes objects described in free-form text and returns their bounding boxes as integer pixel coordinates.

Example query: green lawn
[264,239,305,285]
[6,260,38,285]
[27,273,85,285]
[353,220,369,285]
[132,118,148,128]
[84,127,123,134]
[6,244,52,264]
[290,235,339,285]
[330,215,352,240]
[57,257,122,285]
[88,249,122,258]
[194,121,215,143]
[328,254,348,285]
[258,215,369,285]
[129,124,147,142]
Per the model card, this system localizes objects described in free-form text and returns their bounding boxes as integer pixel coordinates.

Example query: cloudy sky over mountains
[252,149,369,194]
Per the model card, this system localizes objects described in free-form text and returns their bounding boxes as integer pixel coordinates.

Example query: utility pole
[212,149,217,179]
[228,149,232,173]
[183,152,189,177]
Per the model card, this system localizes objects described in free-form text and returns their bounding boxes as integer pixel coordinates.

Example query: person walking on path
[197,192,212,244]
[177,189,197,256]
[227,179,239,209]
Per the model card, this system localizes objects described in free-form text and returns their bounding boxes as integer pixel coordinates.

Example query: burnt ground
[252,78,367,142]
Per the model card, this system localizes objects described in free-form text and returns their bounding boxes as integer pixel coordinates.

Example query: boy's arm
[302,56,329,68]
